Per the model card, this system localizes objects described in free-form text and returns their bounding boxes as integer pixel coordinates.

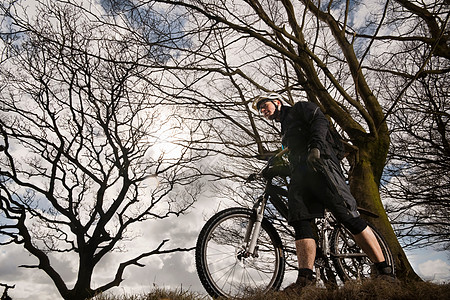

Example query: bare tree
[379,3,450,251]
[115,0,449,281]
[383,73,450,251]
[349,0,450,251]
[0,2,201,299]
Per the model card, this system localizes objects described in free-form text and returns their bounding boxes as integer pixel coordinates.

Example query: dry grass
[93,279,450,300]
[92,287,208,300]
[240,279,450,300]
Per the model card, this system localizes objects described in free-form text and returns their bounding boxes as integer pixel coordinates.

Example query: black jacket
[279,101,339,165]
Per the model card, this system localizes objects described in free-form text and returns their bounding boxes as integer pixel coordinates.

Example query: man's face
[259,100,279,120]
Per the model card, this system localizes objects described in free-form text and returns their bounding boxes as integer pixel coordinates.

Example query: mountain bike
[195,150,394,298]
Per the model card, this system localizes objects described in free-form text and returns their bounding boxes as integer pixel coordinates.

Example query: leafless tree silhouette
[0,1,203,299]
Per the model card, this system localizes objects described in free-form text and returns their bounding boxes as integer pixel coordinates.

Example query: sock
[375,261,392,275]
[298,268,314,280]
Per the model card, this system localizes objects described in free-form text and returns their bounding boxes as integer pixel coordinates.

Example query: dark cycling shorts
[288,158,360,224]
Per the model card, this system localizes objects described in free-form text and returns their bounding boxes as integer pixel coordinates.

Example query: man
[252,93,394,291]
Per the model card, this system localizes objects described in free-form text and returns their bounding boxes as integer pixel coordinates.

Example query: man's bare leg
[295,238,316,269]
[352,226,384,263]
[353,226,395,279]
[283,238,316,291]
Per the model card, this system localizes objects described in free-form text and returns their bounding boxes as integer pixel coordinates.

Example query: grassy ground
[92,279,450,300]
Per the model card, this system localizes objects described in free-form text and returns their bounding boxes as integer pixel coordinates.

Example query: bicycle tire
[195,207,285,298]
[330,222,395,282]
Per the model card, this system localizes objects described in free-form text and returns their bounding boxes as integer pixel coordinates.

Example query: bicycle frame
[244,176,344,279]
[240,148,387,282]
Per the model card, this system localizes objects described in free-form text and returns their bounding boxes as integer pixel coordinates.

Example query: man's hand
[307,148,321,171]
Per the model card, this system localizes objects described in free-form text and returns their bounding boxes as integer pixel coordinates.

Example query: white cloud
[0,244,61,299]
[418,259,450,283]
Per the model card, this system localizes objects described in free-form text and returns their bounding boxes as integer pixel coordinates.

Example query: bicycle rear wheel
[195,207,285,298]
[330,222,394,282]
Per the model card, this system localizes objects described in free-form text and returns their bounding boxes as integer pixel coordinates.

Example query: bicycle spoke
[196,208,284,298]
[331,223,394,282]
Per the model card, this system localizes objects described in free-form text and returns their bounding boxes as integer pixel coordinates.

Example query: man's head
[252,92,284,120]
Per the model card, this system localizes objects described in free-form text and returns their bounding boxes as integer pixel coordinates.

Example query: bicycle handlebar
[245,148,290,183]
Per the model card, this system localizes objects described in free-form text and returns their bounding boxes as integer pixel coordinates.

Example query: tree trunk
[349,136,422,281]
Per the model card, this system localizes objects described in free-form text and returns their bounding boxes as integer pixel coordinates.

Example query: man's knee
[342,217,367,235]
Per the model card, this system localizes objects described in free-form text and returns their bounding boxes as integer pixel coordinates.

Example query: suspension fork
[242,194,268,257]
[318,212,333,256]
[316,213,339,285]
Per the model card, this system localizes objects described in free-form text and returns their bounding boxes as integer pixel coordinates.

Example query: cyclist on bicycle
[252,92,395,292]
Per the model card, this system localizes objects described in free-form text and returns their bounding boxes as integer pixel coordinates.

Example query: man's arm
[295,102,329,153]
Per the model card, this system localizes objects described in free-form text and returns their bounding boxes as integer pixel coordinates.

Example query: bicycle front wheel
[195,207,285,298]
[330,222,395,282]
